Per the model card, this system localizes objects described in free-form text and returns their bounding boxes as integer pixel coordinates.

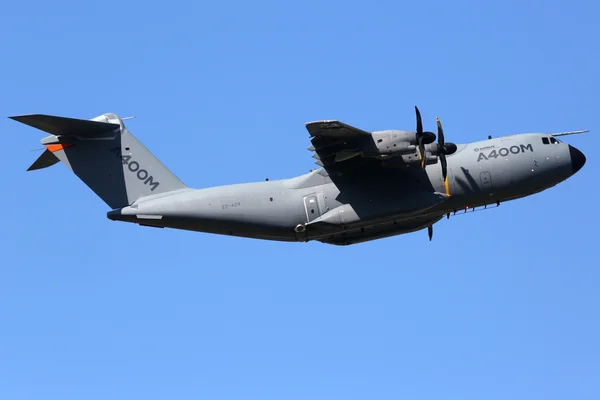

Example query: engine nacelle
[424,142,458,157]
[361,130,436,158]
[361,130,415,157]
[401,152,438,166]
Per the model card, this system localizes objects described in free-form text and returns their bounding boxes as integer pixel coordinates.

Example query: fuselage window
[542,137,549,145]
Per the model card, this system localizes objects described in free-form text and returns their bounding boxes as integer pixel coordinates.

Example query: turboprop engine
[359,107,457,167]
[362,129,436,158]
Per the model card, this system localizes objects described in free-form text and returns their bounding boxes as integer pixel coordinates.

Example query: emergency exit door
[303,195,321,222]
[480,171,492,191]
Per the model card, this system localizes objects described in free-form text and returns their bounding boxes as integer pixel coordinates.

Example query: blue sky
[1,1,599,399]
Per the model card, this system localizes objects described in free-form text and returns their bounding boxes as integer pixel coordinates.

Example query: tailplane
[12,113,187,208]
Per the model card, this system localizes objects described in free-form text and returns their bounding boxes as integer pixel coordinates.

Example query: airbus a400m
[12,107,587,245]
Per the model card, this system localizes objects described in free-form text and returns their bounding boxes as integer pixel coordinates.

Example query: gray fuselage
[108,133,585,245]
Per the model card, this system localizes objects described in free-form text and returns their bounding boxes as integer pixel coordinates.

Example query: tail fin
[12,113,186,208]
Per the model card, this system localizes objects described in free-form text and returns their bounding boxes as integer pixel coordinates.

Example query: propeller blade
[416,106,426,169]
[440,153,447,182]
[436,116,452,196]
[436,117,444,147]
[428,225,433,241]
[415,106,423,135]
[419,136,426,168]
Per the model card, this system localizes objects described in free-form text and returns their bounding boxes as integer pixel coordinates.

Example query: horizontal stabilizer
[10,114,120,138]
[27,149,59,171]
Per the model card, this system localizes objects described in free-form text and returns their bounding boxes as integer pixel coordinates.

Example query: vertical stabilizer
[12,113,187,208]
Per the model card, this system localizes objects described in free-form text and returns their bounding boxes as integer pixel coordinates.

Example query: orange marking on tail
[45,143,74,153]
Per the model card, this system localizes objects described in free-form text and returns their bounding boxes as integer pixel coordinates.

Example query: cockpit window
[542,136,560,144]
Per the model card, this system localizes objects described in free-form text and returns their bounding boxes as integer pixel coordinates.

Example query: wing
[305,120,371,138]
[306,120,415,177]
[305,120,378,173]
[304,120,441,206]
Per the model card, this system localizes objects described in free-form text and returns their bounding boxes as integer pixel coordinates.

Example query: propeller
[414,106,436,168]
[425,113,458,242]
[435,117,457,194]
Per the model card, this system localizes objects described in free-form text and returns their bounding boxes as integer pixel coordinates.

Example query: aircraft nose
[568,145,586,174]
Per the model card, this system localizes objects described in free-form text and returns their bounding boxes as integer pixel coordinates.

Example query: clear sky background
[1,1,599,399]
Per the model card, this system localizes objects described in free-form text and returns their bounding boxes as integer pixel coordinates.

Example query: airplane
[11,107,587,245]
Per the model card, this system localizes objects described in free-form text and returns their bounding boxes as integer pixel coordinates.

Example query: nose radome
[568,145,586,174]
